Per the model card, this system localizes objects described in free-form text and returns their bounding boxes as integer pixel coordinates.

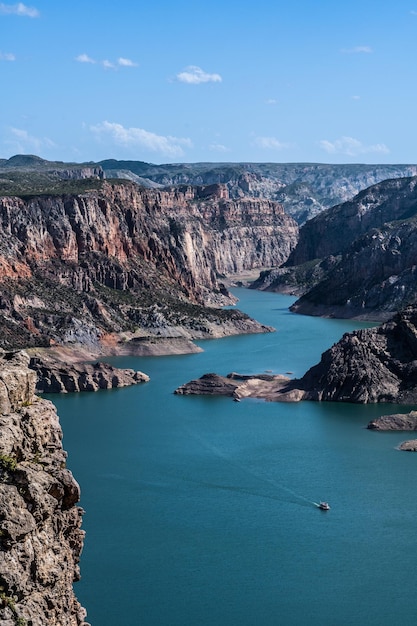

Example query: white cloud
[209,143,230,153]
[265,98,278,105]
[0,51,15,61]
[176,65,222,84]
[319,136,389,157]
[75,54,138,69]
[341,46,373,54]
[118,57,138,67]
[351,95,361,100]
[75,53,96,64]
[252,136,291,150]
[6,127,55,153]
[0,2,39,16]
[90,121,193,158]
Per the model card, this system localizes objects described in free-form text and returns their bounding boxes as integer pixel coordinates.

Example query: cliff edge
[0,349,88,625]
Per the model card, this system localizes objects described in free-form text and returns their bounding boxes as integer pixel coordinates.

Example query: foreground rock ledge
[0,350,89,625]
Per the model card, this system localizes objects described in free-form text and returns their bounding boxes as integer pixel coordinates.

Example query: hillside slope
[0,180,296,349]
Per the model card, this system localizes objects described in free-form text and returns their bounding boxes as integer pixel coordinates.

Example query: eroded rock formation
[0,180,290,350]
[98,159,417,224]
[176,306,417,405]
[254,176,417,320]
[367,411,417,430]
[0,350,88,625]
[29,354,149,393]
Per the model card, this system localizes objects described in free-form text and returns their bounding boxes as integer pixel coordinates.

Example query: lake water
[56,289,417,626]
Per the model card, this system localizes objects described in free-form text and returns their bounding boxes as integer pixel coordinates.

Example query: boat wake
[184,426,318,508]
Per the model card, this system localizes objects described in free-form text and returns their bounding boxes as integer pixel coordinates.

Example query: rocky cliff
[0,180,289,350]
[99,160,417,223]
[286,176,417,265]
[254,176,417,319]
[290,306,417,403]
[0,350,88,625]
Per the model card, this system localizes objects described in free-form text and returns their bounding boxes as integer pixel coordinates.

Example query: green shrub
[0,454,17,472]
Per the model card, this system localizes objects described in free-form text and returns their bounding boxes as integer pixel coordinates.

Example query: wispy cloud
[0,51,15,61]
[319,136,389,157]
[209,142,230,153]
[75,54,138,69]
[265,98,278,105]
[5,127,55,153]
[341,46,373,54]
[90,121,193,158]
[411,10,417,15]
[176,65,222,84]
[0,2,39,17]
[118,57,138,67]
[252,136,292,150]
[75,53,95,64]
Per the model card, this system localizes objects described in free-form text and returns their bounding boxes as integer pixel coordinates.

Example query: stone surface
[175,372,294,401]
[367,411,417,430]
[0,181,289,349]
[29,353,149,393]
[0,351,88,625]
[398,439,417,451]
[292,307,417,403]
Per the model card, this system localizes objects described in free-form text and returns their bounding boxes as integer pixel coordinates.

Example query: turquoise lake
[55,288,417,626]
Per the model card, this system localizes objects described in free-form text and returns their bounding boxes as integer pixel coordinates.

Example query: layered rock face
[254,176,417,319]
[290,217,417,319]
[99,160,417,223]
[286,176,417,265]
[0,350,87,625]
[29,354,149,393]
[0,181,292,349]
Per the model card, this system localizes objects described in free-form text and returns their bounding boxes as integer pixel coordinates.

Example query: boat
[318,501,330,510]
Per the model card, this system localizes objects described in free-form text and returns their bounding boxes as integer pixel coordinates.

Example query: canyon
[3,155,417,623]
[0,179,291,352]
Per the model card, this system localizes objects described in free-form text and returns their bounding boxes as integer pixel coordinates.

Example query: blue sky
[1,1,417,164]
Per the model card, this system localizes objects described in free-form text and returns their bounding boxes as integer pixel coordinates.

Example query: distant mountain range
[1,154,417,223]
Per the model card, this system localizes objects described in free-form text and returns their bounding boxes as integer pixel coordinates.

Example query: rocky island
[176,305,417,405]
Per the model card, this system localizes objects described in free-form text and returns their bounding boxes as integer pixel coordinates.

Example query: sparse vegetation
[0,454,17,472]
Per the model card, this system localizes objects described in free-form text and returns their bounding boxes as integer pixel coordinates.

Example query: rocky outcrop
[29,354,149,393]
[0,180,289,349]
[289,306,417,403]
[175,373,242,396]
[0,350,87,625]
[98,160,417,224]
[254,176,417,319]
[286,176,417,265]
[174,372,300,401]
[398,440,417,451]
[367,411,417,430]
[289,216,417,320]
[176,306,417,405]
